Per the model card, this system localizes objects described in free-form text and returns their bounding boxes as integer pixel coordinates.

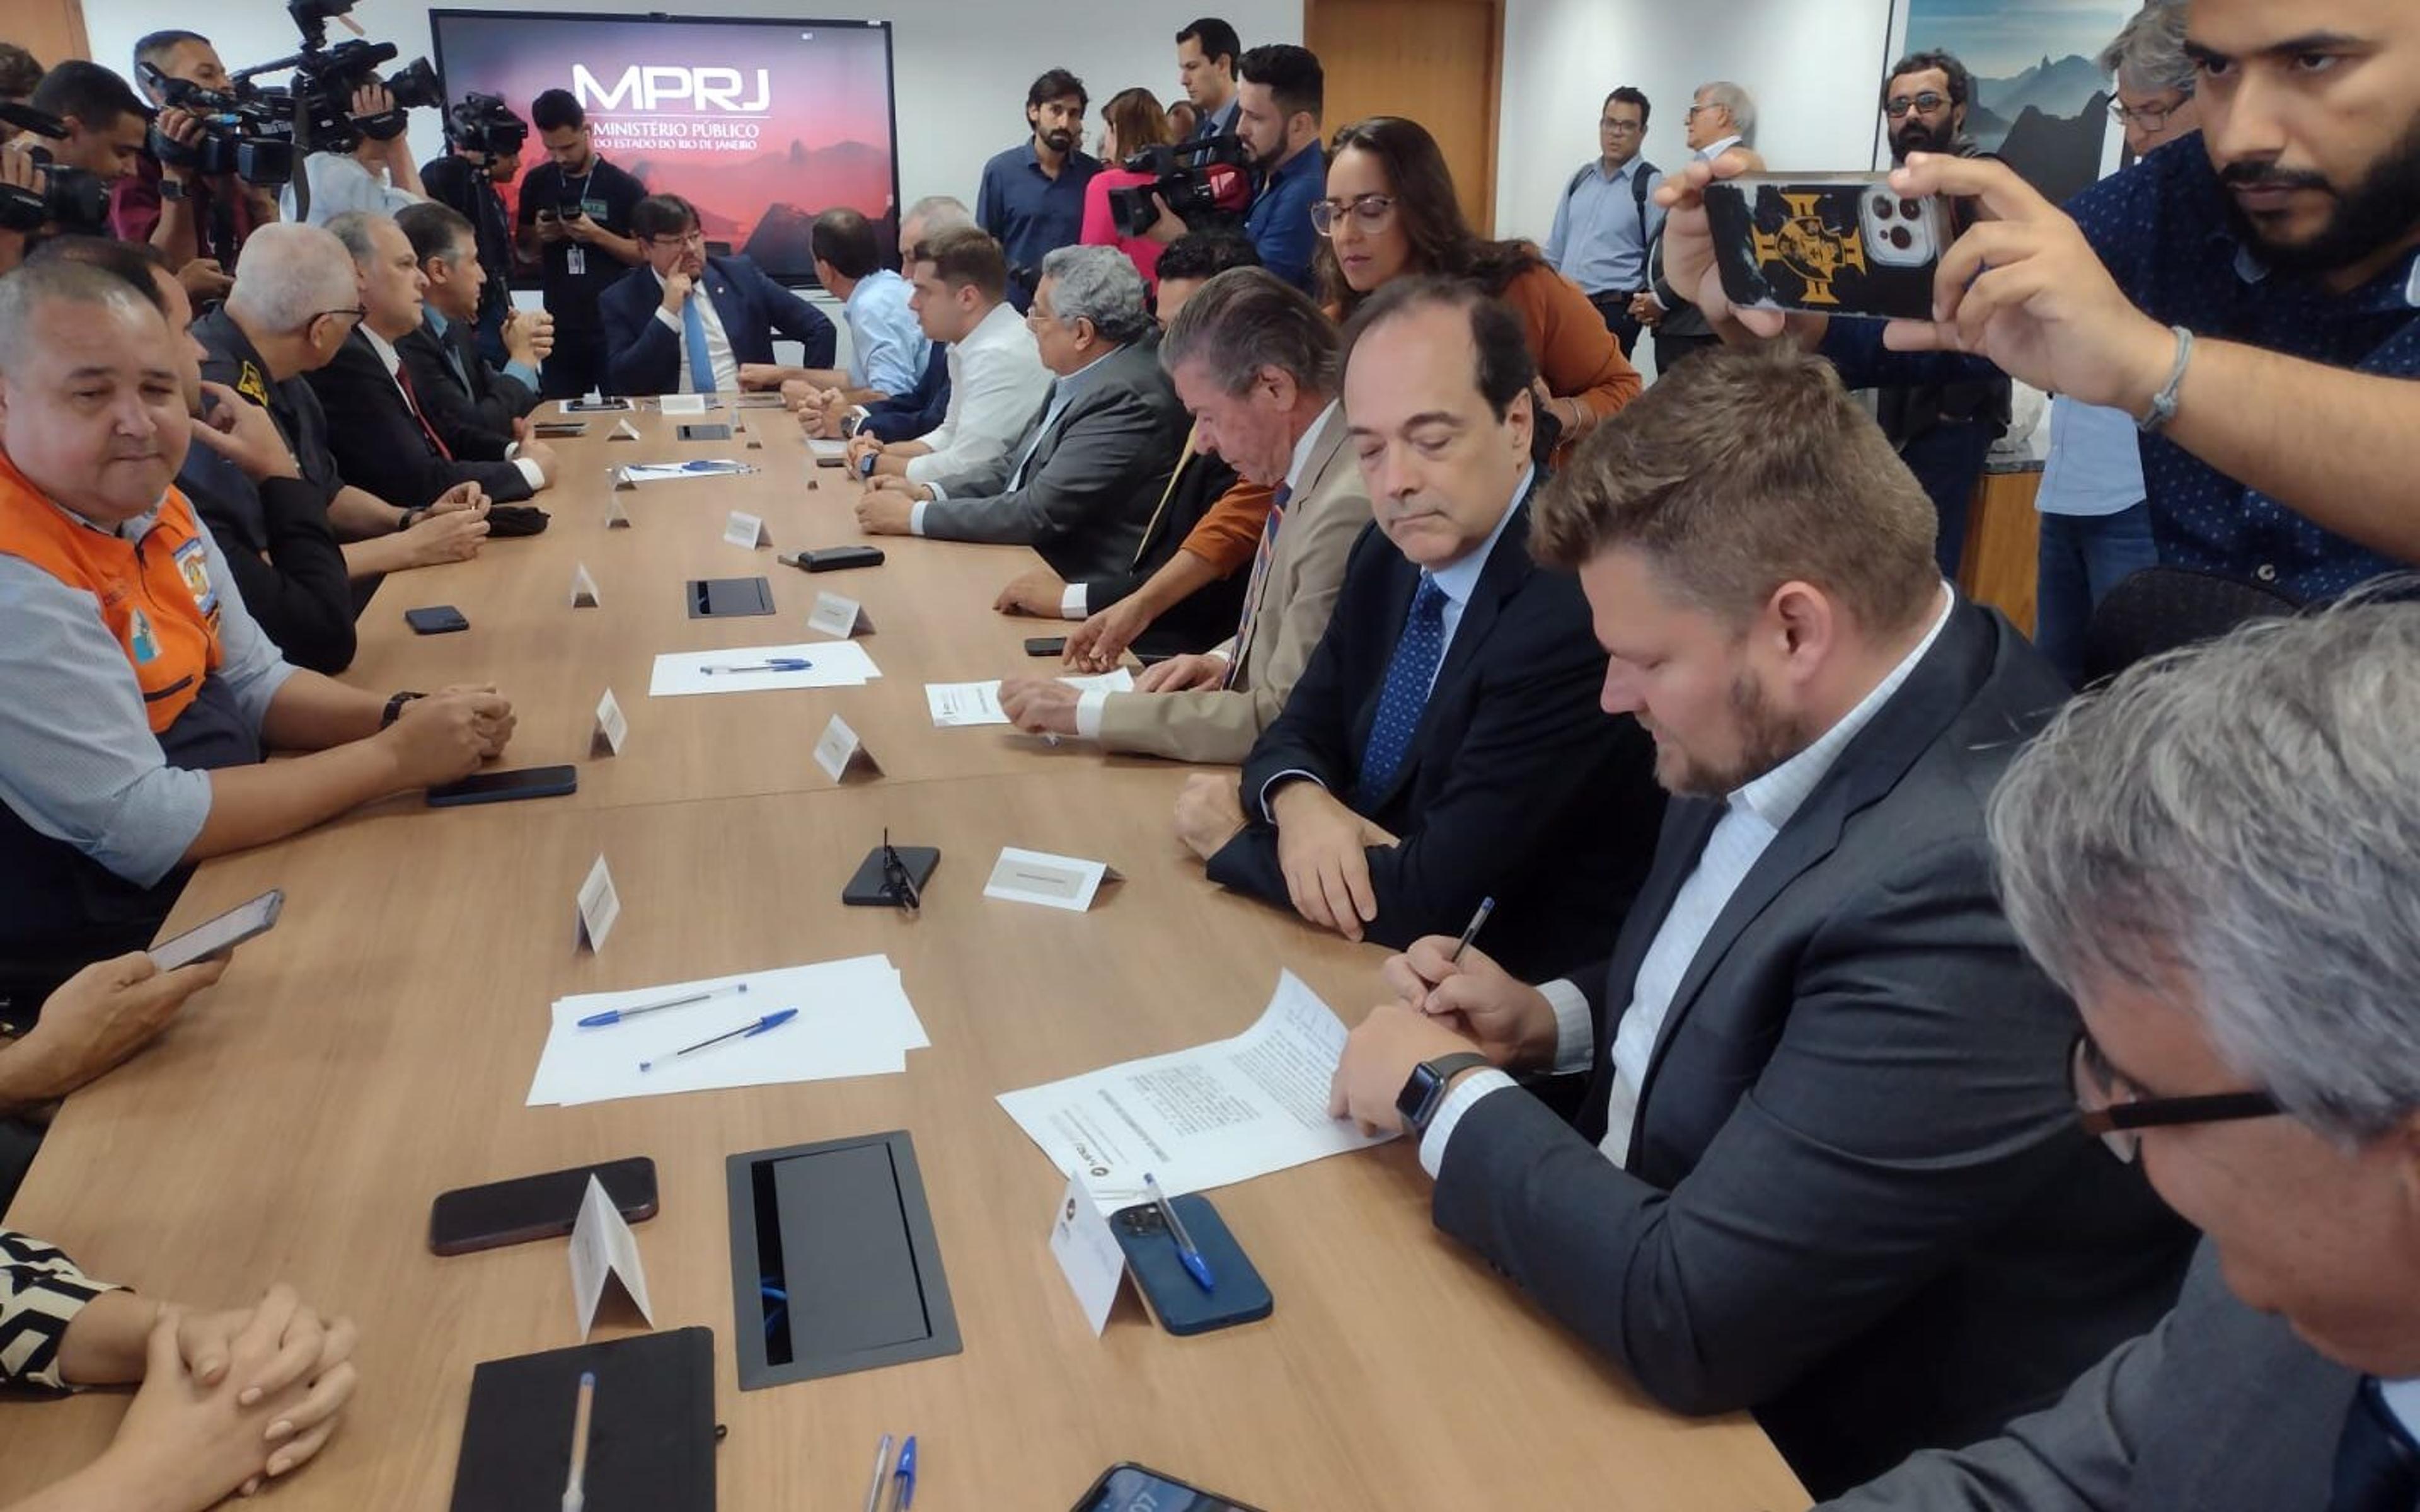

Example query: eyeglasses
[1884,91,1951,118]
[309,305,368,329]
[1684,103,1720,120]
[2109,97,2186,132]
[1599,120,1643,134]
[880,827,921,919]
[1310,193,1395,236]
[643,230,707,250]
[2071,1031,2283,1163]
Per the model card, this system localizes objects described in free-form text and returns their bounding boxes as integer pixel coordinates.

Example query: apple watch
[1397,1052,1494,1133]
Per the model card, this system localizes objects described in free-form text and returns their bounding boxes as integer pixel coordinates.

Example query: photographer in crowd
[419,93,525,362]
[116,32,282,299]
[281,81,425,227]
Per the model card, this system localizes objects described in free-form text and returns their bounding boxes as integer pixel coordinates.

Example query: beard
[1041,127,1077,153]
[2219,112,2420,278]
[1653,670,1814,799]
[1892,118,1957,163]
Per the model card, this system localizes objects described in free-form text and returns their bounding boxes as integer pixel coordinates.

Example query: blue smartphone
[425,765,578,808]
[1108,1193,1271,1336]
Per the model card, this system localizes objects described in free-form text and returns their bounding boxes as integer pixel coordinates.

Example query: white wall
[81,0,1303,215]
[1494,0,1897,244]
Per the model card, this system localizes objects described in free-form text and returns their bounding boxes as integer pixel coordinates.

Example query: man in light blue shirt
[1545,87,1663,358]
[768,209,930,408]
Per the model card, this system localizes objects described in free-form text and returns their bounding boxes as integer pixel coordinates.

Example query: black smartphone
[841,844,939,907]
[429,1157,658,1256]
[677,422,733,441]
[425,765,579,808]
[1703,173,1954,322]
[563,398,633,413]
[530,420,589,438]
[405,605,470,635]
[150,888,284,971]
[1109,1192,1272,1336]
[814,454,848,469]
[1071,1463,1265,1512]
[805,546,885,572]
[1025,636,1068,657]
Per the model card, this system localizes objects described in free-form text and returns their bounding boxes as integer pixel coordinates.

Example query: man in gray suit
[1824,600,2420,1511]
[855,245,1184,585]
[1327,345,2191,1497]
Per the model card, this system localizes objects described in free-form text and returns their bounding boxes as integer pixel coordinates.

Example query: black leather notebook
[447,1327,717,1511]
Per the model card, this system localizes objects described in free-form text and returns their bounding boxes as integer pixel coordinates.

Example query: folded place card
[592,689,628,757]
[568,1174,654,1339]
[609,418,640,441]
[724,510,771,549]
[805,590,875,639]
[1049,1172,1131,1336]
[660,392,708,415]
[575,855,621,954]
[984,847,1121,912]
[810,714,883,784]
[571,563,601,609]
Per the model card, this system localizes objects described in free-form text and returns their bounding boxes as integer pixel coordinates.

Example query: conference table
[0,406,1808,1511]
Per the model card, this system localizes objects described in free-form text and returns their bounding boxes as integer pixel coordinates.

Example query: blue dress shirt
[841,268,932,396]
[1545,156,1665,296]
[1246,143,1328,294]
[976,142,1102,297]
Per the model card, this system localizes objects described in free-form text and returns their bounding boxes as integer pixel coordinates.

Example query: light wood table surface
[0,408,1807,1512]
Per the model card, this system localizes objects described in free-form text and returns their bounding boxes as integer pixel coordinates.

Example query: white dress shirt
[280,153,422,227]
[650,267,739,394]
[1419,584,1957,1177]
[902,301,1050,490]
[362,328,543,491]
[2384,1378,2420,1443]
[1071,398,1343,740]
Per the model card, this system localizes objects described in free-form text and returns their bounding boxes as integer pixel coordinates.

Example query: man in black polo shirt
[513,89,645,398]
[419,94,526,365]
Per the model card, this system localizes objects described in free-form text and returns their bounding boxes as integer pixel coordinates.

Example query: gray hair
[0,258,161,374]
[224,222,358,335]
[1158,266,1339,398]
[1988,596,2420,1144]
[322,209,389,269]
[1698,81,1756,146]
[1039,244,1152,345]
[2099,0,2196,98]
[903,195,972,236]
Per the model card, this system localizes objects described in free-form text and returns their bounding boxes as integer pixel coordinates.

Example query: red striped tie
[394,361,454,461]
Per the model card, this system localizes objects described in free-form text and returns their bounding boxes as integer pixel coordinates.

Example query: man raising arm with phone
[1659,0,2420,602]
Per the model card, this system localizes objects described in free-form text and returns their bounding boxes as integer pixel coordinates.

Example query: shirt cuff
[512,457,545,490]
[504,359,542,391]
[1257,769,1325,823]
[1061,583,1088,619]
[1075,687,1111,740]
[1418,1068,1520,1178]
[909,500,928,537]
[1541,978,1594,1075]
[654,307,683,336]
[925,480,950,503]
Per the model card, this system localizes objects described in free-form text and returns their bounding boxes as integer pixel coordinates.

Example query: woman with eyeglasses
[1080,87,1176,294]
[1313,117,1640,457]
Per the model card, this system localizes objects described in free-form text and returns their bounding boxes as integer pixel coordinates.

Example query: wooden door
[9,0,90,69]
[1306,0,1503,235]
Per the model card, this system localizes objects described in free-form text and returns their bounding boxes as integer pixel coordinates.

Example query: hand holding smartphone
[150,889,284,971]
[1703,173,1954,321]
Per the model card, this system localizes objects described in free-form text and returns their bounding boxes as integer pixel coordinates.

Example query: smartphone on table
[429,1157,658,1256]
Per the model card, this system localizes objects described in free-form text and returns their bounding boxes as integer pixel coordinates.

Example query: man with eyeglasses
[1546,88,1663,358]
[1636,81,1753,375]
[597,193,834,398]
[1819,599,2420,1512]
[1865,49,2010,583]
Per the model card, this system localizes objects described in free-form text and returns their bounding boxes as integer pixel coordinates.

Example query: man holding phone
[0,258,519,1007]
[514,89,645,399]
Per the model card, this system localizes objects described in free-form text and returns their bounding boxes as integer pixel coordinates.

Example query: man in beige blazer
[1000,268,1371,764]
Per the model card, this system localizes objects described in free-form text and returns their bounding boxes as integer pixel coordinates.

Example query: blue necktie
[2332,1380,2420,1512]
[681,292,717,394]
[1360,576,1448,795]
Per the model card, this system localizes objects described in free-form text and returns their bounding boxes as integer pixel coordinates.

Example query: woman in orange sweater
[1315,117,1641,455]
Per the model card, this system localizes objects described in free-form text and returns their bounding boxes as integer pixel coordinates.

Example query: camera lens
[1888,226,1913,250]
[1901,198,1923,220]
[1872,194,1893,219]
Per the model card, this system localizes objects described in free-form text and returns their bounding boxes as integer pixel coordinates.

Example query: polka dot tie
[1359,576,1447,796]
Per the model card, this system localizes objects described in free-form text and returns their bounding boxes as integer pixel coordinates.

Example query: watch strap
[1403,1051,1495,1132]
[381,690,425,729]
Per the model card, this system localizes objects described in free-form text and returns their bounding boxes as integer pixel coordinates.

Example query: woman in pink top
[1080,87,1174,293]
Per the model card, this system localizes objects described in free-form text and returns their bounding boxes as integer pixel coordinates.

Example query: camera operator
[25,62,147,231]
[282,81,425,227]
[117,32,280,302]
[0,43,40,140]
[419,94,523,362]
[513,88,643,399]
[1142,44,1324,293]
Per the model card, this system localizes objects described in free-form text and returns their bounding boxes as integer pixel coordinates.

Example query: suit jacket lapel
[703,260,750,365]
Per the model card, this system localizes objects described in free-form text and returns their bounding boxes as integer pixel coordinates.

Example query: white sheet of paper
[997,970,1393,1215]
[570,563,601,608]
[805,590,873,639]
[527,956,929,1108]
[806,437,849,459]
[648,639,881,697]
[660,392,709,415]
[568,1174,654,1338]
[591,688,628,757]
[985,847,1115,912]
[723,510,771,549]
[926,668,1134,727]
[1048,1172,1130,1336]
[811,713,880,783]
[574,856,620,953]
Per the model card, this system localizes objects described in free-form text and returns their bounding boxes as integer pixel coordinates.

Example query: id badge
[567,245,586,277]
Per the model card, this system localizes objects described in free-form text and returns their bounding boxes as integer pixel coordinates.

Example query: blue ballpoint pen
[1143,1173,1215,1292]
[887,1436,917,1512]
[639,1007,797,1072]
[703,658,812,675]
[578,981,747,1029]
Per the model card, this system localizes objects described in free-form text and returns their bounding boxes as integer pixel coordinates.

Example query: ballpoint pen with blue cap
[886,1436,918,1511]
[638,1008,797,1072]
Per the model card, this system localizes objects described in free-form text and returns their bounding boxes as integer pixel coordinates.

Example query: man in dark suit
[395,201,546,456]
[852,245,1185,585]
[1328,343,2193,1497]
[1175,278,1661,979]
[597,193,835,398]
[309,212,560,511]
[1821,598,2420,1512]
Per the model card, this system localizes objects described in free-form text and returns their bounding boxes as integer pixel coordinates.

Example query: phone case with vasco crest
[1703,173,1955,321]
